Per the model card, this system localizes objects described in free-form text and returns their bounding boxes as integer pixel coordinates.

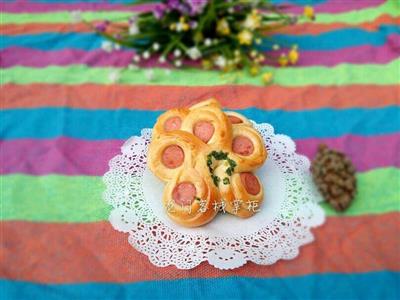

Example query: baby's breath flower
[114,43,121,51]
[173,49,182,57]
[174,59,182,67]
[152,43,160,51]
[142,51,150,59]
[128,64,138,71]
[101,40,113,53]
[145,69,155,81]
[158,56,166,63]
[108,70,121,83]
[204,38,212,47]
[255,38,262,45]
[272,44,280,51]
[238,30,253,45]
[187,47,202,60]
[262,72,273,85]
[129,23,139,35]
[70,10,82,24]
[250,50,257,58]
[214,56,227,68]
[133,55,141,63]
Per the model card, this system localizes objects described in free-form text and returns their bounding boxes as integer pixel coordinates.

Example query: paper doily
[103,121,325,270]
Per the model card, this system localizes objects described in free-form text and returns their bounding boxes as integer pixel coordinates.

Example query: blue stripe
[1,107,399,140]
[1,272,399,300]
[1,26,399,51]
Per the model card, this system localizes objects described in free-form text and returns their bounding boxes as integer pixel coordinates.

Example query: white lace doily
[103,122,325,270]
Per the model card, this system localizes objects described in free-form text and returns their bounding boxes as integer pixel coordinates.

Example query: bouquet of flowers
[92,0,314,83]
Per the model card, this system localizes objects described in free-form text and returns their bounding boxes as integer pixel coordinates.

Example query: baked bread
[148,98,268,227]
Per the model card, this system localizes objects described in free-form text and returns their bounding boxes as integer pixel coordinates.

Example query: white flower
[128,64,138,71]
[101,40,113,53]
[173,49,182,57]
[174,60,182,67]
[214,56,226,68]
[204,38,212,47]
[176,23,184,32]
[145,69,155,81]
[152,43,160,51]
[158,56,166,63]
[186,47,201,60]
[190,21,198,29]
[228,7,234,13]
[129,23,139,35]
[114,43,121,51]
[142,51,150,59]
[164,69,172,76]
[272,44,280,50]
[133,55,141,63]
[255,38,262,45]
[108,70,121,83]
[250,50,257,58]
[70,10,82,23]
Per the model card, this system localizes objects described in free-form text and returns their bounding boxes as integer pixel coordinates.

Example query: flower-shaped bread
[148,99,268,227]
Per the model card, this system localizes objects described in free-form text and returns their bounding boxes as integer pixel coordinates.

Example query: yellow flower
[278,54,289,67]
[244,10,261,30]
[202,59,212,70]
[238,30,253,45]
[304,6,315,20]
[288,47,299,64]
[217,18,230,35]
[169,23,176,31]
[249,65,260,76]
[262,72,273,85]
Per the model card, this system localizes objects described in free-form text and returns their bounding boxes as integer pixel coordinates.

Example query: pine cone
[311,144,357,212]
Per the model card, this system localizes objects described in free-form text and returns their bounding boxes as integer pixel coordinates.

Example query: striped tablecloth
[1,0,399,299]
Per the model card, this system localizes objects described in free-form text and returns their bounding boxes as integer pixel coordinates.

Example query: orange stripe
[1,15,398,35]
[1,213,399,283]
[1,83,398,111]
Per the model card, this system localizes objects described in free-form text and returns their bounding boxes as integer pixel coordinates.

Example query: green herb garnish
[223,177,230,185]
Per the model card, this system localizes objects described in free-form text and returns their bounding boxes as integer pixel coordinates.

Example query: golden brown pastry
[148,130,205,182]
[181,99,232,150]
[215,164,263,218]
[152,108,189,138]
[230,124,267,172]
[162,166,219,227]
[225,111,252,127]
[148,98,268,227]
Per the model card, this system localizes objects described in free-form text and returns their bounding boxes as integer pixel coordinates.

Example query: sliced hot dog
[172,182,196,206]
[164,116,182,131]
[228,115,243,124]
[161,145,184,168]
[193,121,215,143]
[232,136,254,156]
[240,172,260,195]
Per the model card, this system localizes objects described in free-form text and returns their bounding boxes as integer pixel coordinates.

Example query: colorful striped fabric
[1,0,399,299]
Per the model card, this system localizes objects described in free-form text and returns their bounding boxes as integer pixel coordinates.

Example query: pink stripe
[1,134,398,176]
[0,2,156,13]
[0,0,384,14]
[2,37,399,68]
